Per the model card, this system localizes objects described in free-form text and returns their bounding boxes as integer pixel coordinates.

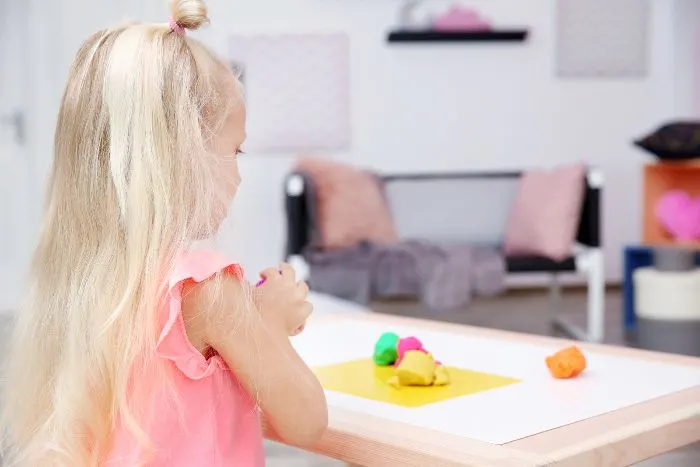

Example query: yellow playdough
[433,365,450,386]
[388,350,450,388]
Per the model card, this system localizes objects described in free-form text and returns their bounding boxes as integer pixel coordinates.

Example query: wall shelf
[387,29,529,44]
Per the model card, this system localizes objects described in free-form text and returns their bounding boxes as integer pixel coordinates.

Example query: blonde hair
[1,1,241,464]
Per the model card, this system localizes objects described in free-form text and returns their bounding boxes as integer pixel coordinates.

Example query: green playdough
[373,332,400,365]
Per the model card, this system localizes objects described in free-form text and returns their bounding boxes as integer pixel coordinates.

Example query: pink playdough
[256,270,283,287]
[432,6,492,32]
[395,336,441,366]
[655,190,700,241]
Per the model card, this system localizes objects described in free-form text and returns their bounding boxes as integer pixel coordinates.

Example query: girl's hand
[256,263,312,336]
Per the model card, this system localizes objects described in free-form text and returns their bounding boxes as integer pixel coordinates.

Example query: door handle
[0,111,25,145]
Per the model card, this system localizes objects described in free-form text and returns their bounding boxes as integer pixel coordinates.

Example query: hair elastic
[168,17,186,36]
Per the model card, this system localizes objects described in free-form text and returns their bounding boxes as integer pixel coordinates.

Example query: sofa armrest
[284,172,313,259]
[576,168,603,248]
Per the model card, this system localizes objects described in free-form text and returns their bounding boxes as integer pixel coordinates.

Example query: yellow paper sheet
[314,358,521,408]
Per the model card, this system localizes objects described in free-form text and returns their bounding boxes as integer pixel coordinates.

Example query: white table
[275,296,700,467]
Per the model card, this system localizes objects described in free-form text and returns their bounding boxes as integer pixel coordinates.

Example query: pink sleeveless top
[106,249,264,466]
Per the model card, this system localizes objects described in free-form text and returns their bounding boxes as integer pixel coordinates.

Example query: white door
[0,1,34,312]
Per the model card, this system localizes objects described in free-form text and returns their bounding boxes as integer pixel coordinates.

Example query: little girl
[1,1,327,465]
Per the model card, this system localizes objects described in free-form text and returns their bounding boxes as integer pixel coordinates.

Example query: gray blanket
[305,241,505,313]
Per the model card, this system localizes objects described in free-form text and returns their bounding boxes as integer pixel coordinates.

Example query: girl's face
[211,81,246,226]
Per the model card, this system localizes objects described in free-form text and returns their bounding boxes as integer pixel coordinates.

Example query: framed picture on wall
[556,0,650,78]
[229,33,352,154]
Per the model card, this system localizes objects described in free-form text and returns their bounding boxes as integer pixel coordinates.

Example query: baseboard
[506,271,620,290]
[506,277,621,293]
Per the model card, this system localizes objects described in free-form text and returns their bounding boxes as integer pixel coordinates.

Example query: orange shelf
[642,163,700,245]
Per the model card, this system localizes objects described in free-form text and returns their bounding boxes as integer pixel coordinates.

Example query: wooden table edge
[508,388,700,455]
[266,408,700,467]
[265,409,542,467]
[538,406,700,466]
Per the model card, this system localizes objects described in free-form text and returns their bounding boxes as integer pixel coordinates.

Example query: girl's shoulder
[110,249,263,465]
[157,248,245,379]
[170,249,245,288]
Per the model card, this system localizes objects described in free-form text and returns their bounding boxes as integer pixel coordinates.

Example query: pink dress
[106,249,264,466]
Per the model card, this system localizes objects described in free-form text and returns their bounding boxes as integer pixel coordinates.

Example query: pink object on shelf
[655,190,700,241]
[432,6,492,32]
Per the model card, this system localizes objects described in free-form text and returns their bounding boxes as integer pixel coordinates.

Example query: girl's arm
[182,273,328,448]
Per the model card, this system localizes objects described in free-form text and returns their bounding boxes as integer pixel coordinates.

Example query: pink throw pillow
[296,157,399,249]
[655,190,700,241]
[504,164,587,261]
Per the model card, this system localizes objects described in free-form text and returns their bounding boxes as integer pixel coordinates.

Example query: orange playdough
[546,346,587,379]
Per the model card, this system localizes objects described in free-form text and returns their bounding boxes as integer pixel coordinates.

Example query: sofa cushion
[296,157,398,249]
[503,163,586,261]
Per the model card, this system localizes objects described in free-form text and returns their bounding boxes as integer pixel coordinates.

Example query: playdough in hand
[546,346,587,379]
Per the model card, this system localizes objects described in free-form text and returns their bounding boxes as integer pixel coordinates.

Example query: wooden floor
[266,288,700,466]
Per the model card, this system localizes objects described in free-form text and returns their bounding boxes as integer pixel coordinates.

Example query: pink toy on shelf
[655,190,700,241]
[432,5,492,32]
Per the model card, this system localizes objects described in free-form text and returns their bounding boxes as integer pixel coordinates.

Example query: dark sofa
[284,169,605,342]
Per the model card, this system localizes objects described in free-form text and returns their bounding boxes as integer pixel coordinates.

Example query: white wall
[33,0,700,283]
[685,0,700,116]
[672,0,700,119]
